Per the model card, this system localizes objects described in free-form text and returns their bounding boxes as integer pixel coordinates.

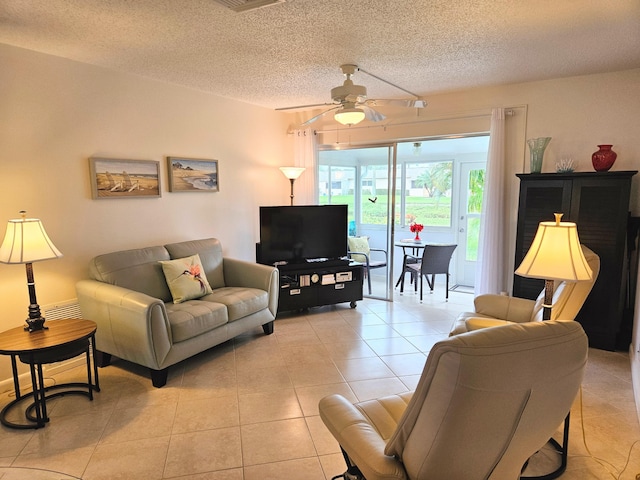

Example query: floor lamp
[279,167,305,205]
[0,211,63,332]
[515,212,593,479]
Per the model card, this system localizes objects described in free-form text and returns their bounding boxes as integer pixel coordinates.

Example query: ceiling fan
[276,64,427,127]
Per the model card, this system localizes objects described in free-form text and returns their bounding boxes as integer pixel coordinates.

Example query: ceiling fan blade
[364,98,427,108]
[276,102,339,111]
[299,106,341,126]
[361,105,386,122]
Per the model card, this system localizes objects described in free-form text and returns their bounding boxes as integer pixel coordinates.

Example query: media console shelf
[276,262,363,314]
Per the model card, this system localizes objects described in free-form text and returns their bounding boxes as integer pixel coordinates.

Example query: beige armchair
[319,320,588,480]
[449,245,600,336]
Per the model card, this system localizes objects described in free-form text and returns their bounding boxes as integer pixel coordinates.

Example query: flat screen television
[259,204,348,265]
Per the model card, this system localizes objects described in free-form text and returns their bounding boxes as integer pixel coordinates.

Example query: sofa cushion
[89,245,173,302]
[201,287,268,322]
[165,300,228,343]
[165,238,225,289]
[160,254,213,304]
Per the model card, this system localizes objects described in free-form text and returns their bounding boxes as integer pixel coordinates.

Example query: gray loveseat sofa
[76,238,278,387]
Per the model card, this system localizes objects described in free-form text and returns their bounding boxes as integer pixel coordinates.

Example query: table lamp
[515,213,592,320]
[279,167,306,205]
[0,211,63,332]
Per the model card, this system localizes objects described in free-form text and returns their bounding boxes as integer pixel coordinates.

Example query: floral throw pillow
[159,254,213,304]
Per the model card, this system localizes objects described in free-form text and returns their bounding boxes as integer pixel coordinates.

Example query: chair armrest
[76,279,171,369]
[348,251,372,267]
[474,294,536,323]
[319,394,405,480]
[223,258,279,316]
[465,317,512,331]
[369,247,388,262]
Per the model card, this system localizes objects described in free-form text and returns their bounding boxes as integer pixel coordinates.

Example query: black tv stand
[276,262,363,314]
[277,258,350,271]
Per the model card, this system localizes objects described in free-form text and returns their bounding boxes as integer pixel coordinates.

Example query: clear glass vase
[527,137,552,173]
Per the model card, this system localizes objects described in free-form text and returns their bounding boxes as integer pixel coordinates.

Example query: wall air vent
[214,0,286,12]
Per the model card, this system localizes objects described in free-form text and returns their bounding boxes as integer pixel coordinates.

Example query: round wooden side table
[0,318,100,429]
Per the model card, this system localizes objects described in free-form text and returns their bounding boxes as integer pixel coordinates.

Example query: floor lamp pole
[542,278,554,321]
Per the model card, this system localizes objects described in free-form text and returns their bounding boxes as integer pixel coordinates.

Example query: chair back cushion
[530,245,600,322]
[348,236,370,263]
[384,320,587,480]
[419,244,457,275]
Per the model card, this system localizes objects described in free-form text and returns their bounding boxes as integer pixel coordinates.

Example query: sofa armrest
[76,279,172,369]
[223,258,279,316]
[474,294,536,323]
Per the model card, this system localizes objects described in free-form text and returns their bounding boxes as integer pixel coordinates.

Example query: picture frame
[89,157,161,199]
[167,157,219,192]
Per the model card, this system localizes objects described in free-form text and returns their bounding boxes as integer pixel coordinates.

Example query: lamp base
[24,318,48,333]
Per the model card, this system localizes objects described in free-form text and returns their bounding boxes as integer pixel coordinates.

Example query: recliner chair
[319,320,588,480]
[449,245,599,336]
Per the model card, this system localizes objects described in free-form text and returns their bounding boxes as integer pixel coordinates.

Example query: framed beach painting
[89,157,161,199]
[167,157,219,192]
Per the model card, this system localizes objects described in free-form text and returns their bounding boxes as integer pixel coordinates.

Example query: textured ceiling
[1,0,640,112]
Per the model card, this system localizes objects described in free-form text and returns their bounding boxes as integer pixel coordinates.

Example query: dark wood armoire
[513,171,637,350]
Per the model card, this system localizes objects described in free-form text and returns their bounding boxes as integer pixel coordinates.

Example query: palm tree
[468,169,485,213]
[415,170,434,197]
[415,162,453,199]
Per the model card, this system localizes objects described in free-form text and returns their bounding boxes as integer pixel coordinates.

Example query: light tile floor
[0,288,638,479]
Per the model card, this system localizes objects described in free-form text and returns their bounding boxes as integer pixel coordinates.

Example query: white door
[456,162,485,286]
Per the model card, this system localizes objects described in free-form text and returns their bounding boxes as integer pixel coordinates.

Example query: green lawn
[321,194,480,260]
[320,194,452,227]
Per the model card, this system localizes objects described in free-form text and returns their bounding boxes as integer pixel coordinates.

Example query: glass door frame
[317,143,397,301]
[318,134,488,301]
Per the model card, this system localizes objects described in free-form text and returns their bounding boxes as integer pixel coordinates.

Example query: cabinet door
[569,177,632,350]
[513,178,572,299]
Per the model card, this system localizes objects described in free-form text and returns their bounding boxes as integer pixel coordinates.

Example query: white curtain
[292,128,317,205]
[475,108,506,295]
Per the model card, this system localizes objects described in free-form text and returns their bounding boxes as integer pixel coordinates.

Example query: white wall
[0,44,293,381]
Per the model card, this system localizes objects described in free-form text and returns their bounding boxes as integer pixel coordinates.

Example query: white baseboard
[0,371,31,395]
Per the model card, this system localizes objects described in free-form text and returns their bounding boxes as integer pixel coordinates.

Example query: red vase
[414,232,420,241]
[592,145,617,172]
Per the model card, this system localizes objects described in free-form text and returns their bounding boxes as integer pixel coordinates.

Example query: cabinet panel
[513,178,571,300]
[569,177,632,348]
[277,263,363,314]
[514,171,636,350]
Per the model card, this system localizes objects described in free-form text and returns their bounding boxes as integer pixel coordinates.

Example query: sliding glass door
[318,135,488,299]
[318,146,395,300]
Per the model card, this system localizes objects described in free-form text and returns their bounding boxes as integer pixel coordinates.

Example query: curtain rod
[293,107,519,135]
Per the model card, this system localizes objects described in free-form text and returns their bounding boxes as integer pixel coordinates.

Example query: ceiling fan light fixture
[334,107,365,126]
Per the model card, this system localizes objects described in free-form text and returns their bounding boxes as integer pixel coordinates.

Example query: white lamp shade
[279,167,306,180]
[0,216,63,264]
[334,107,365,126]
[515,217,591,281]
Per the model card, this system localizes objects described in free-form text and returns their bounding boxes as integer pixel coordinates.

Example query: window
[403,160,453,228]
